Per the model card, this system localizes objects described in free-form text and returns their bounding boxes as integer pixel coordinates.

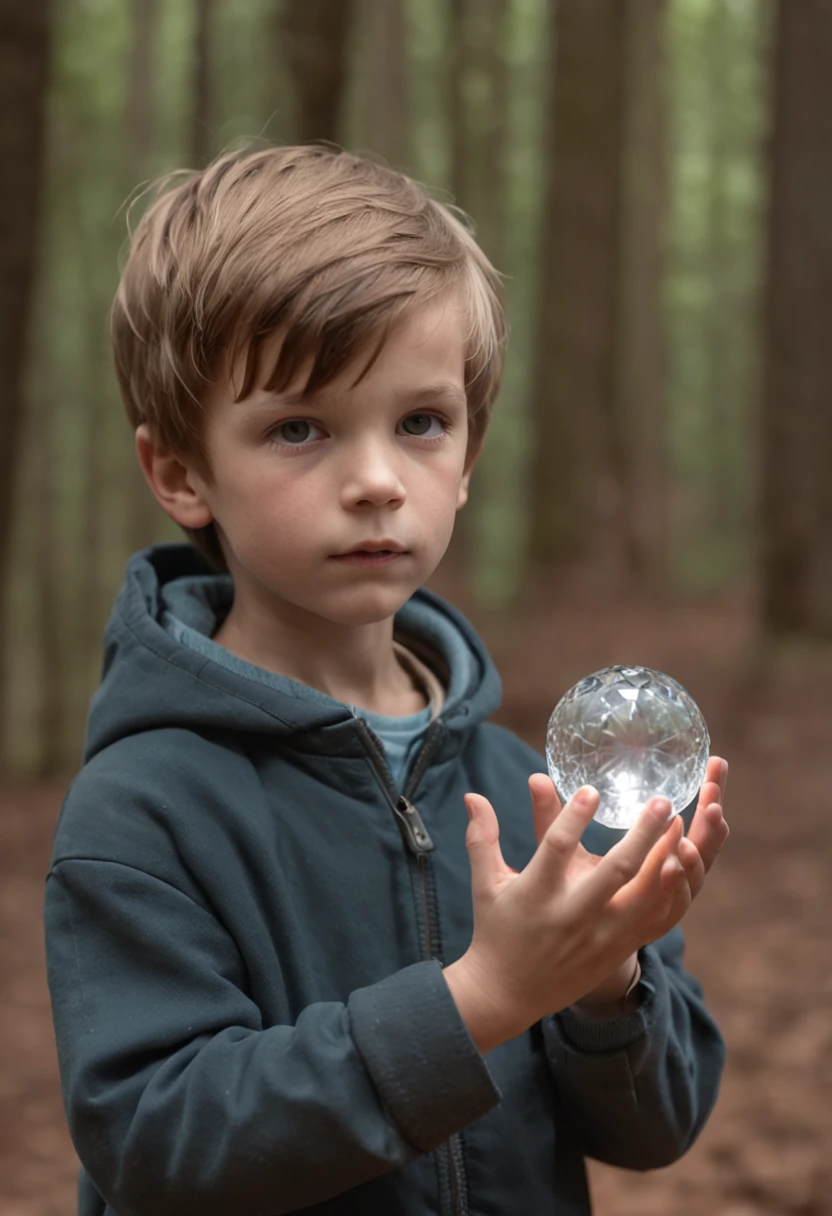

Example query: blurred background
[0,0,830,1213]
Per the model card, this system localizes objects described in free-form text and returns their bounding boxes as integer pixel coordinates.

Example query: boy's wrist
[442,956,524,1055]
[569,953,642,1019]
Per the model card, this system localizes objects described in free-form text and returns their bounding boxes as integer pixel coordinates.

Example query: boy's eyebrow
[243,382,468,414]
[395,383,468,410]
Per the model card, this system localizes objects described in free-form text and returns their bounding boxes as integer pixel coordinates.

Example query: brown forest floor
[1,576,830,1215]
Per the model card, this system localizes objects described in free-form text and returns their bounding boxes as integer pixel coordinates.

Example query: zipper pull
[394,796,435,855]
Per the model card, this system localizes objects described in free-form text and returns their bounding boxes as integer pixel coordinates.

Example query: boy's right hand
[443,782,688,1055]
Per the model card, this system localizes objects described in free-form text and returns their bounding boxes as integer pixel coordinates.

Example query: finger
[639,812,684,887]
[695,777,721,816]
[463,793,516,897]
[655,853,692,924]
[704,755,723,785]
[576,796,675,911]
[523,784,601,895]
[613,813,684,911]
[528,773,563,848]
[700,756,728,807]
[714,756,729,802]
[687,801,730,874]
[677,835,706,899]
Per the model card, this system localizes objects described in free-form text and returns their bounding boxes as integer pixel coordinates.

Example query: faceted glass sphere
[546,665,710,830]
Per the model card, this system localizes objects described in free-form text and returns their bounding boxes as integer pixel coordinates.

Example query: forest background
[0,1,830,1214]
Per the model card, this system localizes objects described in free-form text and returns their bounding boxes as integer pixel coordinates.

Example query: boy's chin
[320,584,422,627]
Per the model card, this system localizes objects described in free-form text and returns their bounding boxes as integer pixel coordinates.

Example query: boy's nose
[339,442,406,509]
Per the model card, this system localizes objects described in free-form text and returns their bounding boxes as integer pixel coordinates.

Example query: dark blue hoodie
[44,545,725,1216]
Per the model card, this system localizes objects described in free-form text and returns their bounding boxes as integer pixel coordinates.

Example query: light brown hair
[111,143,508,568]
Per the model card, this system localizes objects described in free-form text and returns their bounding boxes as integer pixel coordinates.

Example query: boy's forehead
[220,296,468,409]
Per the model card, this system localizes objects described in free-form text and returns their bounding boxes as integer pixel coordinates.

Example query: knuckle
[467,825,496,850]
[541,829,571,862]
[672,855,688,880]
[609,854,637,886]
[663,887,690,926]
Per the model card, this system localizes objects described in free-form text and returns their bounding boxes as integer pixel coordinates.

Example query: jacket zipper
[354,717,469,1216]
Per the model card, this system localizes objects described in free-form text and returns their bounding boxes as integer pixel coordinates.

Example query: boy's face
[185,295,475,627]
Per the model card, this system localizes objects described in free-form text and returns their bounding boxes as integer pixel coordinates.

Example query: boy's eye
[270,413,447,447]
[400,413,444,438]
[273,420,323,445]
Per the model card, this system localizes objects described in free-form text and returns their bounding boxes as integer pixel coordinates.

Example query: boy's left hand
[527,756,730,1011]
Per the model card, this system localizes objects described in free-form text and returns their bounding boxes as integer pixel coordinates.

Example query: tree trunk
[79,284,111,669]
[704,0,735,541]
[361,0,410,169]
[464,0,513,607]
[472,0,509,270]
[192,0,215,167]
[448,0,473,211]
[528,0,626,568]
[124,0,161,555]
[282,0,356,145]
[447,0,507,257]
[126,0,156,174]
[32,382,65,775]
[0,0,51,769]
[441,0,474,582]
[761,1,832,639]
[445,0,510,601]
[613,0,669,589]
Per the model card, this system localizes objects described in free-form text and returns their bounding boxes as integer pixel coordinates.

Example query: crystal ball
[546,665,710,830]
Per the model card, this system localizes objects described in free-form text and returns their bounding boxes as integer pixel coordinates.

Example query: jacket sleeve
[44,858,501,1216]
[541,925,725,1169]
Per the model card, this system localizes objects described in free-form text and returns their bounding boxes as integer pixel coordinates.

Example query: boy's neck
[211,597,428,718]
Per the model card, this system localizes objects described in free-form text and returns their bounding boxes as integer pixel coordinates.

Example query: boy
[45,144,729,1216]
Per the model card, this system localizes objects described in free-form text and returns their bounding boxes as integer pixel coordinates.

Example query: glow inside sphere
[546,665,710,830]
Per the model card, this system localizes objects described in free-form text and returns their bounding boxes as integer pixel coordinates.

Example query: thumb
[463,793,513,896]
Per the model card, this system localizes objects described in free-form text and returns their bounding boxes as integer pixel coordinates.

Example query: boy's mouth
[330,549,407,566]
[332,539,407,556]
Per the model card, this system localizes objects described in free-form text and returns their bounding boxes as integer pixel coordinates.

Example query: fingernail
[576,785,598,807]
[653,797,672,817]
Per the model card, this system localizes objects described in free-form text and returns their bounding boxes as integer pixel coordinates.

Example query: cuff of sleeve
[348,959,502,1152]
[552,947,663,1054]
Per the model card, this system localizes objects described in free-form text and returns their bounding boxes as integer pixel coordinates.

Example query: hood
[83,544,502,764]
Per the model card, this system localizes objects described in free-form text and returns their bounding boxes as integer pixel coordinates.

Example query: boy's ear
[457,444,481,510]
[135,425,214,530]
